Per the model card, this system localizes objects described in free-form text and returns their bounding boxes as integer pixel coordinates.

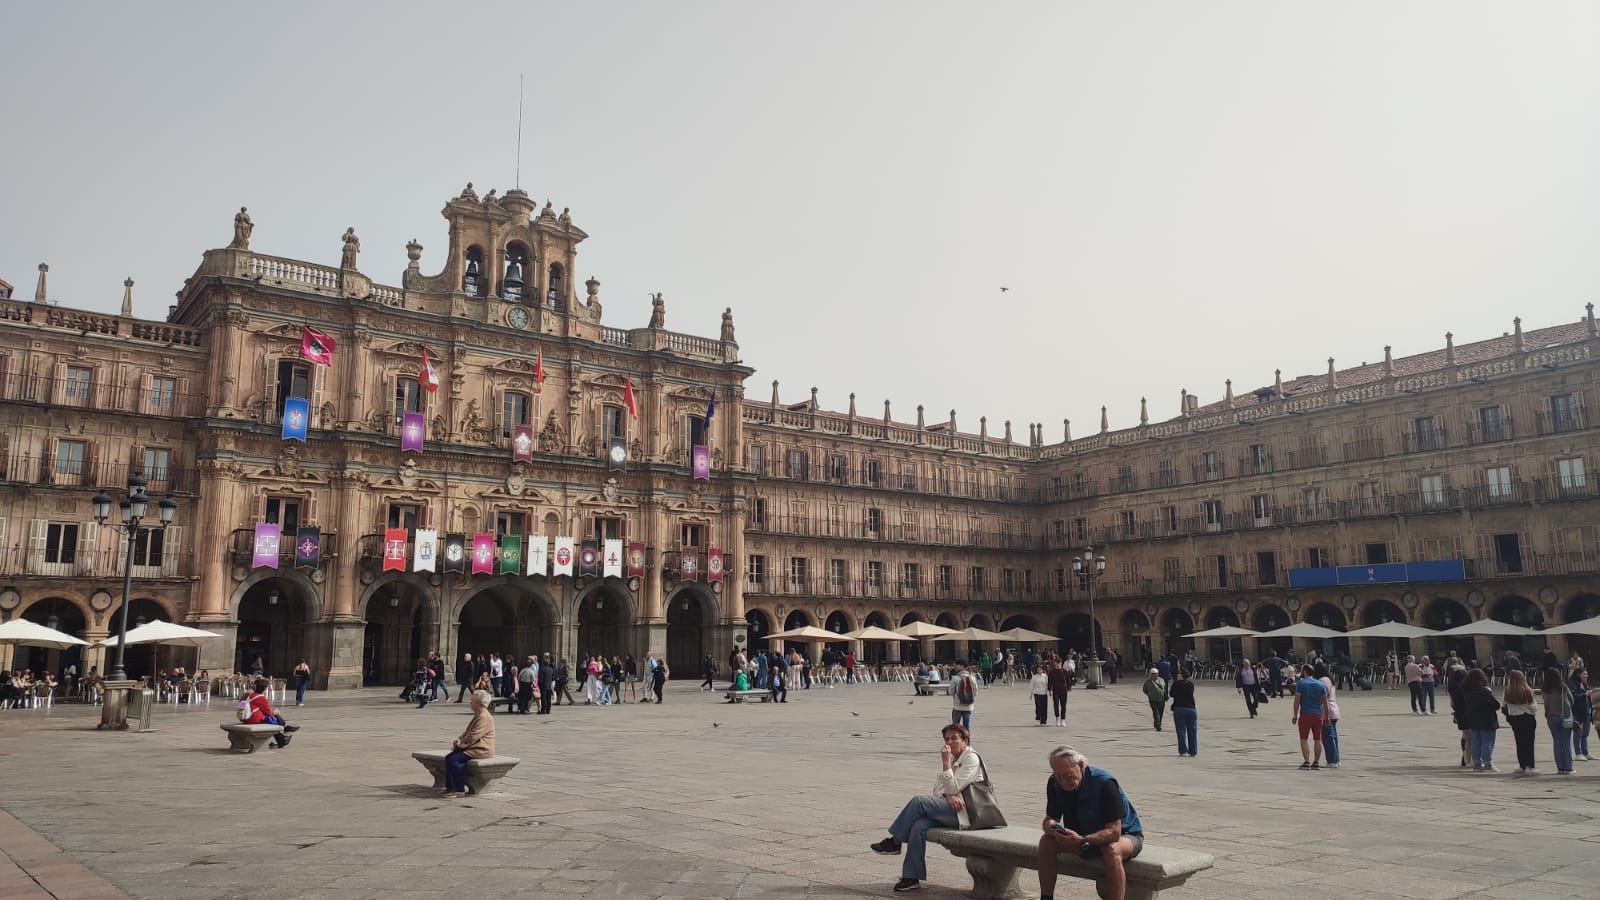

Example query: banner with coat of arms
[499,534,522,574]
[603,539,623,578]
[443,533,467,574]
[383,528,408,572]
[680,550,699,580]
[707,546,724,583]
[552,537,575,577]
[626,541,646,578]
[471,533,496,574]
[413,529,438,573]
[294,527,321,570]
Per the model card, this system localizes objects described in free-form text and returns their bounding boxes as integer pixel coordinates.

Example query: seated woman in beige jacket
[443,690,497,798]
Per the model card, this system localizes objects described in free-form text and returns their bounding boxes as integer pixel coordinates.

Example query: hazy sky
[3,3,1598,438]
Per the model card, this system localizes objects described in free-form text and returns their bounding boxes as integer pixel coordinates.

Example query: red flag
[383,528,408,572]
[419,349,439,392]
[300,326,335,366]
[624,377,638,418]
[534,349,545,395]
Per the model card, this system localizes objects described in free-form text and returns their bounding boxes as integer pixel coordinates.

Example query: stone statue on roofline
[649,293,665,329]
[229,207,253,250]
[340,227,360,270]
[721,307,736,343]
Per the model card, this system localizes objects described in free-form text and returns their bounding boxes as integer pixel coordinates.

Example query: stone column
[192,461,246,622]
[643,501,668,624]
[320,471,370,688]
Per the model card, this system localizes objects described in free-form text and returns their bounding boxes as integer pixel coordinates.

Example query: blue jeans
[951,709,971,732]
[444,749,472,793]
[1322,719,1340,764]
[430,677,447,700]
[1549,715,1575,771]
[1574,719,1592,757]
[888,794,959,880]
[1469,729,1498,766]
[1420,682,1436,712]
[295,680,307,705]
[1173,707,1197,755]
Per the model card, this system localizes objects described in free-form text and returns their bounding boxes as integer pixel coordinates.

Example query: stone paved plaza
[3,676,1599,899]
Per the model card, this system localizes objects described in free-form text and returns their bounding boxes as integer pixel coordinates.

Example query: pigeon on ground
[851,711,860,716]
[712,722,722,728]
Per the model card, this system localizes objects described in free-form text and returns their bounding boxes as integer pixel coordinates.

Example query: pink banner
[472,533,496,574]
[707,547,724,582]
[512,425,534,462]
[252,523,281,569]
[692,444,710,480]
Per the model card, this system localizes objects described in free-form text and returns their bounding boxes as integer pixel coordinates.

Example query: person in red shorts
[1290,664,1327,770]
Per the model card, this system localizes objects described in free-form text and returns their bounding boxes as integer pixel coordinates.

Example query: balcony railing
[1285,446,1328,470]
[1465,419,1513,445]
[0,454,200,494]
[0,375,205,418]
[1343,438,1385,462]
[1239,452,1275,476]
[1149,468,1180,488]
[231,526,337,567]
[1192,462,1226,483]
[1400,429,1446,454]
[1109,473,1138,494]
[1537,409,1588,436]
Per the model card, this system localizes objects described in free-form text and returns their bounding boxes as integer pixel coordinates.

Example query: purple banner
[252,523,281,569]
[692,444,710,480]
[401,411,425,453]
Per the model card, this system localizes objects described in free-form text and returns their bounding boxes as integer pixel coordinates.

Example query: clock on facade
[507,305,530,329]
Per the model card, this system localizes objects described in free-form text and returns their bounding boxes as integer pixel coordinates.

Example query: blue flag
[281,397,310,442]
[703,393,716,430]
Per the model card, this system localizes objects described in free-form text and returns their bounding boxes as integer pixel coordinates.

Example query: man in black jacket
[536,652,555,714]
[454,653,475,702]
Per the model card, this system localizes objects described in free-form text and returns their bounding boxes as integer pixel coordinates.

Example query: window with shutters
[787,500,808,533]
[900,465,917,491]
[1485,466,1513,499]
[939,565,954,594]
[900,510,918,541]
[1251,494,1272,525]
[970,566,986,593]
[1055,567,1067,593]
[1256,551,1278,586]
[593,517,621,544]
[1473,405,1508,444]
[826,503,846,537]
[829,559,847,592]
[1023,569,1033,593]
[684,414,706,450]
[679,523,703,548]
[788,556,809,590]
[1202,499,1222,529]
[55,440,87,484]
[132,528,165,569]
[265,497,301,534]
[1417,537,1454,560]
[275,360,310,421]
[389,504,421,530]
[501,392,532,438]
[785,449,809,480]
[1072,517,1087,541]
[864,508,882,537]
[751,498,767,529]
[746,554,766,586]
[1302,487,1324,516]
[866,560,882,594]
[143,448,171,485]
[1119,510,1135,537]
[149,376,177,413]
[63,366,93,405]
[1420,474,1445,507]
[45,522,78,569]
[903,563,921,596]
[863,458,881,486]
[1548,392,1583,434]
[1161,505,1178,533]
[826,454,848,483]
[1558,457,1586,492]
[495,511,527,536]
[1163,557,1183,590]
[1306,547,1332,568]
[747,444,765,475]
[1493,533,1524,574]
[1364,542,1390,564]
[394,377,424,422]
[1213,554,1229,588]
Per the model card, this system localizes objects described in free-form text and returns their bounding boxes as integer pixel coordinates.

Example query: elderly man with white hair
[1037,745,1143,900]
[442,689,497,798]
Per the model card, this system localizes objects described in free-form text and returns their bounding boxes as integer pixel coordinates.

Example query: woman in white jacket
[870,723,986,893]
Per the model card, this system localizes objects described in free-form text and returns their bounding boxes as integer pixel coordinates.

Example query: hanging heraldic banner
[707,546,725,583]
[443,533,467,574]
[608,436,627,471]
[401,411,425,453]
[294,527,321,570]
[472,533,496,575]
[626,541,646,578]
[526,535,548,576]
[512,425,534,462]
[692,445,710,480]
[553,537,575,577]
[413,529,438,573]
[281,397,310,442]
[383,528,408,571]
[579,540,599,576]
[499,534,522,575]
[603,539,623,578]
[252,523,281,570]
[680,550,699,581]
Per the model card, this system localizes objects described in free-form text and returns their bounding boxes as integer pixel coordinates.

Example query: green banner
[498,534,522,575]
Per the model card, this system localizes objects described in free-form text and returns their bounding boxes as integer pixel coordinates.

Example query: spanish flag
[624,377,638,418]
[534,349,545,394]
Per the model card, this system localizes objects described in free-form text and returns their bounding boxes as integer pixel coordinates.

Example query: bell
[465,259,480,278]
[504,259,524,288]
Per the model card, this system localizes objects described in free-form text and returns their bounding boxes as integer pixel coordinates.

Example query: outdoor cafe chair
[192,679,211,705]
[32,683,53,709]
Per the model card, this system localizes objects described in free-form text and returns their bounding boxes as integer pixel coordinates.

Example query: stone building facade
[2,185,1597,685]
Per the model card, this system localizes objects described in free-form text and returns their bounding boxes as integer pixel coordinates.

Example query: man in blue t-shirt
[1037,744,1142,900]
[1291,664,1328,770]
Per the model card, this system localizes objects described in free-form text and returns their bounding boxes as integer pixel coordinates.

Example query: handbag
[1257,689,1269,705]
[1563,715,1576,730]
[959,758,1008,830]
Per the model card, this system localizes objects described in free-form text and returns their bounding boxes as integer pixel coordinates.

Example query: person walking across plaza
[1236,657,1261,718]
[1503,669,1540,774]
[1170,667,1197,757]
[1404,654,1424,713]
[950,661,978,732]
[1035,744,1143,900]
[440,689,495,798]
[292,658,311,707]
[1142,669,1167,731]
[1291,664,1327,769]
[1047,657,1072,727]
[1543,665,1577,774]
[1418,655,1439,714]
[651,658,668,704]
[454,653,475,703]
[869,723,987,894]
[1262,650,1286,698]
[1569,668,1592,761]
[537,653,555,714]
[1461,668,1502,771]
[701,653,716,692]
[1030,664,1050,725]
[517,656,536,714]
[555,658,576,706]
[1315,662,1342,768]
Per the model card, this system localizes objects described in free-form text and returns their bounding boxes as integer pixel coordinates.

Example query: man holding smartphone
[1037,745,1142,900]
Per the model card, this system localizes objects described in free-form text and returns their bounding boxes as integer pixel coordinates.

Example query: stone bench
[723,689,773,703]
[487,697,516,713]
[915,680,953,696]
[220,723,284,753]
[411,751,522,795]
[927,825,1213,900]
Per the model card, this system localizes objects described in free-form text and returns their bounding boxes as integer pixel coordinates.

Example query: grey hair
[472,689,495,707]
[1048,745,1085,765]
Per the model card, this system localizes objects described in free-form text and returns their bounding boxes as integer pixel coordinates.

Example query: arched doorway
[745,609,771,658]
[236,581,312,678]
[1489,595,1542,658]
[1250,605,1289,658]
[1120,610,1153,665]
[17,598,87,680]
[577,582,634,661]
[968,613,998,660]
[1421,598,1473,660]
[113,598,172,680]
[1058,612,1100,658]
[824,610,854,661]
[861,611,892,665]
[782,609,813,658]
[934,612,959,662]
[362,578,434,685]
[1200,607,1240,661]
[1160,608,1195,660]
[899,612,925,664]
[1360,599,1413,659]
[667,585,715,676]
[1303,603,1350,657]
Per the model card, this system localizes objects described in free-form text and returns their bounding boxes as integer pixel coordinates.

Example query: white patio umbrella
[1542,616,1600,637]
[763,625,842,643]
[95,619,224,648]
[945,626,1007,643]
[895,621,957,638]
[843,625,910,642]
[1434,619,1535,637]
[998,626,1057,643]
[0,618,91,650]
[1256,623,1346,640]
[1182,626,1260,639]
[1344,622,1435,639]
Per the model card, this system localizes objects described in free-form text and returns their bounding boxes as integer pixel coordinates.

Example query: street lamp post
[92,473,177,729]
[1070,546,1107,688]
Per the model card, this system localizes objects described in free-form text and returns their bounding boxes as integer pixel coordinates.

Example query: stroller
[400,670,428,703]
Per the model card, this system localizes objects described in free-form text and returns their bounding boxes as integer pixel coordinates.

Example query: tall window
[55,440,87,477]
[1251,494,1272,521]
[143,448,171,484]
[1302,487,1323,514]
[900,466,917,491]
[826,454,848,483]
[1202,499,1222,526]
[1551,393,1580,432]
[594,517,622,544]
[747,444,765,475]
[1256,551,1278,586]
[1307,547,1332,568]
[785,449,809,480]
[1559,457,1586,490]
[863,458,881,485]
[1420,474,1444,506]
[680,523,704,547]
[938,565,953,593]
[830,559,848,591]
[45,523,78,565]
[684,414,706,449]
[494,511,527,536]
[788,557,809,589]
[500,392,531,439]
[1486,466,1513,499]
[395,377,423,421]
[1479,405,1505,441]
[149,376,177,412]
[1161,505,1178,532]
[133,529,165,567]
[751,498,767,528]
[65,366,93,402]
[900,510,919,541]
[864,508,882,536]
[866,560,882,592]
[265,497,301,535]
[390,504,421,531]
[970,566,986,592]
[1412,415,1440,451]
[746,554,766,586]
[275,360,310,420]
[903,563,921,593]
[1002,568,1016,592]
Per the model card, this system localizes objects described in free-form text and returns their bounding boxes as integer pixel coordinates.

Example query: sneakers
[283,724,301,733]
[871,837,902,855]
[1473,763,1484,771]
[892,878,921,892]
[442,791,466,799]
[1486,765,1500,773]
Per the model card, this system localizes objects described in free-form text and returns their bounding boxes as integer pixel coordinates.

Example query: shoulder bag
[959,757,1008,830]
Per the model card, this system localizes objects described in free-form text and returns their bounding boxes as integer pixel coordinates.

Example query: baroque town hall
[1,185,1597,687]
